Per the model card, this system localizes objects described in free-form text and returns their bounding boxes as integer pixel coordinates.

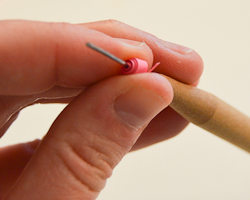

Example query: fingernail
[114,84,167,129]
[116,38,146,48]
[157,40,193,55]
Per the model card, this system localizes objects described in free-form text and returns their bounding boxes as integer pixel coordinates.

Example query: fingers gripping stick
[86,42,160,74]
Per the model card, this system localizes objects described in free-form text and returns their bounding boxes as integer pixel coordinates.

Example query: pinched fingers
[82,20,204,149]
[0,20,153,137]
[83,19,203,85]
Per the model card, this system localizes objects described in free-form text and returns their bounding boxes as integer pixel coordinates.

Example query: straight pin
[86,42,128,67]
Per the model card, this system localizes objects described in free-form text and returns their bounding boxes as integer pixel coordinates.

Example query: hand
[83,20,203,150]
[0,20,203,199]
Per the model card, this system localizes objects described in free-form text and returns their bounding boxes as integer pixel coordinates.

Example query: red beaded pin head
[86,42,160,74]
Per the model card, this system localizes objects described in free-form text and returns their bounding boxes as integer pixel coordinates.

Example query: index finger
[83,20,204,85]
[0,20,153,95]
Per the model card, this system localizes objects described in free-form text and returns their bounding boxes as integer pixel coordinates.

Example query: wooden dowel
[166,76,250,153]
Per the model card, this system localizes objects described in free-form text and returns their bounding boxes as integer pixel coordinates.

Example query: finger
[0,140,40,198]
[0,86,82,129]
[0,86,82,138]
[83,20,203,85]
[0,20,153,95]
[0,112,19,138]
[6,73,172,200]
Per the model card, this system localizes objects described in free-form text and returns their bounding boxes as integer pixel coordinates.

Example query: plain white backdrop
[1,0,250,199]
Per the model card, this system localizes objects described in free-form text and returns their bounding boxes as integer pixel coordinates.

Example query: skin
[0,20,203,199]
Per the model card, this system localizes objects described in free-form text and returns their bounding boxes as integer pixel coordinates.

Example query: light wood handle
[166,76,250,153]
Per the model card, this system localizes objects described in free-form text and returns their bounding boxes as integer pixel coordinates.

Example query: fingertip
[146,73,174,105]
[113,73,173,130]
[187,49,204,84]
[153,47,204,85]
[24,139,41,153]
[114,38,153,69]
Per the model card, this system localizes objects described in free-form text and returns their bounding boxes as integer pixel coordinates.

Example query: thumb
[5,73,173,200]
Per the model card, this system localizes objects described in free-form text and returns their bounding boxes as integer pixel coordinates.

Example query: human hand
[0,20,202,199]
[83,20,203,150]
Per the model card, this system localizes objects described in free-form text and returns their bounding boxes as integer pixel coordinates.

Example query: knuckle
[102,19,123,28]
[54,131,125,193]
[56,144,107,193]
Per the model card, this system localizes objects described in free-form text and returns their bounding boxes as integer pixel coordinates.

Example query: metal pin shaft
[86,42,127,66]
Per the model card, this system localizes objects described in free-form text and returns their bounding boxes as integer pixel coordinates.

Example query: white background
[0,0,250,199]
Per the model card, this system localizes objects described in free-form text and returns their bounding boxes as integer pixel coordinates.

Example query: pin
[86,42,160,75]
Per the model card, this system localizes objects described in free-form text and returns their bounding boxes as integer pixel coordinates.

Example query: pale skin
[0,20,203,199]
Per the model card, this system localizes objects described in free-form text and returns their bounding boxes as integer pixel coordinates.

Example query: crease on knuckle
[55,133,121,193]
[56,149,100,194]
[103,19,122,29]
[52,34,60,86]
[50,22,72,86]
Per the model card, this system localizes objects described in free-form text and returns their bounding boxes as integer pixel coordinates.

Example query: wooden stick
[166,76,250,153]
